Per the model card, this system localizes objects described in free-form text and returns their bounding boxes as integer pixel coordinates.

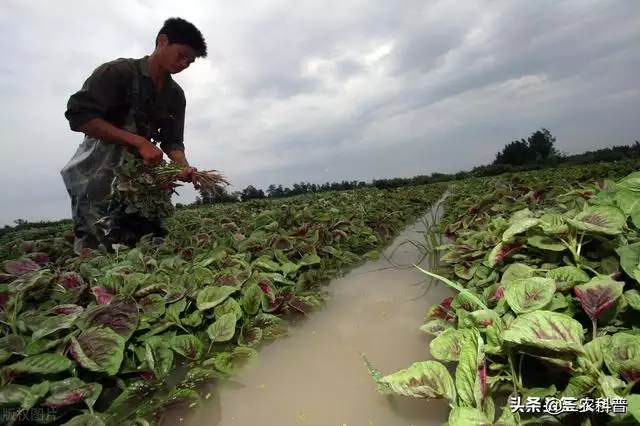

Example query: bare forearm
[78,118,143,150]
[167,149,189,167]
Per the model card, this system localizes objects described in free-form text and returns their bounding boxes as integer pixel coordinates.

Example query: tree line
[4,127,639,231]
[191,128,640,205]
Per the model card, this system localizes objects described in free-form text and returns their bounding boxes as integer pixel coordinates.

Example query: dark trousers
[71,195,167,251]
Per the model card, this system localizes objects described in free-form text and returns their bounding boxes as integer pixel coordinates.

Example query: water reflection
[186,197,453,426]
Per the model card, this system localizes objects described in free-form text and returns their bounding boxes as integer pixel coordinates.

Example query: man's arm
[161,87,192,169]
[65,61,163,165]
[167,149,190,167]
[78,118,145,150]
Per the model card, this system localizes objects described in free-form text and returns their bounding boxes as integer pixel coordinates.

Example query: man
[61,17,206,254]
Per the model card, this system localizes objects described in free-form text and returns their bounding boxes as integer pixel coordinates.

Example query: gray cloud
[0,0,639,226]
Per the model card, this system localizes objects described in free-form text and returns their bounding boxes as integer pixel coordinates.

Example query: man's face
[157,35,197,74]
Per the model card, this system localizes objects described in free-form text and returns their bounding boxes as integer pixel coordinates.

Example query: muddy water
[189,198,454,426]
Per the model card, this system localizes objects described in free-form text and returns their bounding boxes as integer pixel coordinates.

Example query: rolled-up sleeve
[160,86,186,153]
[65,61,129,131]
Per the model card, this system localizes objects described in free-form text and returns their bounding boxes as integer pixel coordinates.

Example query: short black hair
[157,17,207,58]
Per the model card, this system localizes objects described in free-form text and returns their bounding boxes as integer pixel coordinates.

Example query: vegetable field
[3,158,640,425]
[366,160,640,425]
[0,183,448,425]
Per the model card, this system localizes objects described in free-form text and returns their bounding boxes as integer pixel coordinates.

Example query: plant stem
[591,318,598,340]
[622,380,636,396]
[507,350,521,394]
[517,354,524,388]
[583,265,600,276]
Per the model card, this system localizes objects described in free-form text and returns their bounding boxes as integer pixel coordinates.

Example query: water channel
[187,197,454,426]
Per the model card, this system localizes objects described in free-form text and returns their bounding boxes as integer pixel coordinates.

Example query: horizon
[2,0,639,226]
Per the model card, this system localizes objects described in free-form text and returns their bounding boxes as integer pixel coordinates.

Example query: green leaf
[615,242,640,278]
[522,385,557,399]
[241,283,263,315]
[31,314,78,341]
[504,277,556,314]
[280,262,300,277]
[203,347,257,374]
[545,266,590,292]
[184,366,227,384]
[206,313,237,342]
[165,298,187,324]
[603,332,640,382]
[447,406,491,426]
[628,394,640,423]
[181,310,203,327]
[248,313,288,340]
[196,286,236,311]
[145,336,174,379]
[429,328,473,362]
[482,395,495,423]
[377,360,456,400]
[0,384,37,409]
[139,294,166,319]
[461,310,501,330]
[70,326,125,375]
[500,263,534,285]
[565,205,626,235]
[624,289,640,311]
[213,298,243,321]
[253,256,280,272]
[25,338,62,356]
[43,378,102,409]
[527,235,567,252]
[617,172,640,192]
[502,311,585,354]
[170,334,204,361]
[546,293,569,311]
[562,375,597,398]
[509,208,534,223]
[102,381,156,420]
[485,323,503,355]
[300,253,321,266]
[3,353,72,375]
[454,263,477,280]
[538,212,568,234]
[61,413,107,426]
[502,218,540,242]
[0,335,26,362]
[615,188,640,219]
[455,329,484,408]
[420,319,454,336]
[238,326,263,347]
[494,406,518,426]
[574,276,625,321]
[599,374,626,400]
[80,297,139,341]
[577,335,609,372]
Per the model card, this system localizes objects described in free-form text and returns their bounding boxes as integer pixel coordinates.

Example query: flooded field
[188,199,453,426]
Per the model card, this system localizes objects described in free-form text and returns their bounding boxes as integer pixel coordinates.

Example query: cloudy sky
[1,0,639,225]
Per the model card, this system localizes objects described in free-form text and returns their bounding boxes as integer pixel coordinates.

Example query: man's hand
[177,166,197,182]
[136,138,164,166]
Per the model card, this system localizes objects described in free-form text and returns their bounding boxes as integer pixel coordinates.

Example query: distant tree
[494,139,531,166]
[527,128,559,162]
[494,128,559,166]
[197,187,240,204]
[240,185,265,201]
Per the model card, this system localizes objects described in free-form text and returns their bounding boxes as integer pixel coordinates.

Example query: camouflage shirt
[61,55,186,201]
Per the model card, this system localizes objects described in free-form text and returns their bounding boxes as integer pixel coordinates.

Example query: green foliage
[0,183,447,425]
[364,166,640,425]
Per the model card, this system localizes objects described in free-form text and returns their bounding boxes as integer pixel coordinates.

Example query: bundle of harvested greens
[110,152,230,220]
